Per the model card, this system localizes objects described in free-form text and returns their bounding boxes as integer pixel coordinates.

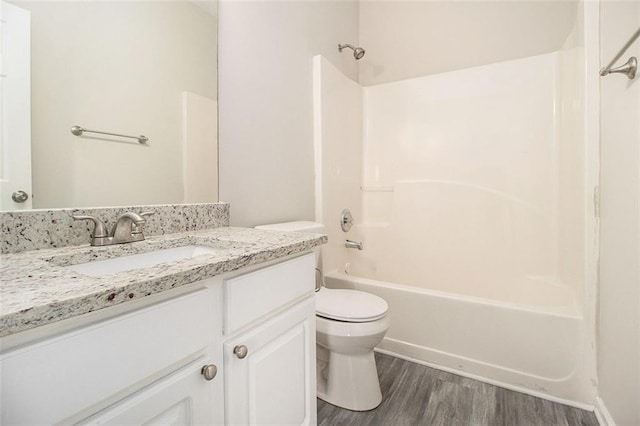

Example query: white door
[225,297,317,426]
[0,1,32,209]
[78,357,223,425]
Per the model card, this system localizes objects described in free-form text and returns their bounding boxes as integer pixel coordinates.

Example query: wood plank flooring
[317,353,599,426]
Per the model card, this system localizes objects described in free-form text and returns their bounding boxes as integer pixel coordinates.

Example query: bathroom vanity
[0,225,325,425]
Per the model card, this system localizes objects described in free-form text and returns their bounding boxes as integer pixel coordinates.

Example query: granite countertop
[0,227,327,338]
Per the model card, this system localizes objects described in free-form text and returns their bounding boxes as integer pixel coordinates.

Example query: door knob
[201,364,218,381]
[11,191,29,203]
[233,345,248,359]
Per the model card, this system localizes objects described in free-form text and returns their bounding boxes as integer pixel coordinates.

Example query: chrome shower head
[338,43,365,60]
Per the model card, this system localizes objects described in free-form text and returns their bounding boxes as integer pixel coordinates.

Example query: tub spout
[345,239,363,250]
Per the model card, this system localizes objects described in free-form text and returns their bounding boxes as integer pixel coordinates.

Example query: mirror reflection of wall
[1,1,218,211]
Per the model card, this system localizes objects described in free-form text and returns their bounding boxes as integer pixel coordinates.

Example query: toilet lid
[316,288,388,322]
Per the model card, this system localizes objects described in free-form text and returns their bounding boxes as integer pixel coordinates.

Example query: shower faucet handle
[341,209,354,232]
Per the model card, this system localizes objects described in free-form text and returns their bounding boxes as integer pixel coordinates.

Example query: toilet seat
[316,288,388,322]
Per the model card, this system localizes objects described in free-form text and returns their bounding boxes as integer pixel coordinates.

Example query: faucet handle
[131,211,154,235]
[72,215,108,238]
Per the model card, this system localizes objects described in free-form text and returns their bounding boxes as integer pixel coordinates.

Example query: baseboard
[594,397,616,426]
[374,347,595,412]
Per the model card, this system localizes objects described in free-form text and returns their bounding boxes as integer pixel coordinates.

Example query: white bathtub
[324,271,594,407]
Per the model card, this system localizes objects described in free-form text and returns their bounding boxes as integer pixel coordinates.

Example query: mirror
[1,0,218,211]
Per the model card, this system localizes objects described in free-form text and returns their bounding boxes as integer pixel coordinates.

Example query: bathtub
[324,271,594,407]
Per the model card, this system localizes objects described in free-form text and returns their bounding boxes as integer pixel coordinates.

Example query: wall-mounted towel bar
[70,125,149,144]
[600,26,640,79]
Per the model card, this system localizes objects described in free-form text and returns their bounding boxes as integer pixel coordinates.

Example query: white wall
[218,1,359,227]
[313,56,362,274]
[598,1,640,424]
[556,2,588,308]
[14,1,217,209]
[359,1,579,86]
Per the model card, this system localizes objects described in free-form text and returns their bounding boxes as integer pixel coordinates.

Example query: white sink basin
[65,245,221,277]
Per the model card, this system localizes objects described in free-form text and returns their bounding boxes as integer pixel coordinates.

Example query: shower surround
[313,12,597,405]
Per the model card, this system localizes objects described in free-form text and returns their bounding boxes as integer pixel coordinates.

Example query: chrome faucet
[345,239,363,250]
[73,211,154,246]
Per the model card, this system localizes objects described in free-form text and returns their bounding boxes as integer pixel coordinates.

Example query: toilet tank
[255,221,325,234]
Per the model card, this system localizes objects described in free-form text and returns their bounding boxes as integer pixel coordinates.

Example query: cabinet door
[80,357,222,425]
[224,297,316,426]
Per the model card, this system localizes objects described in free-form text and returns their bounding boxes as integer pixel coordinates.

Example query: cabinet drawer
[224,253,314,335]
[1,288,215,425]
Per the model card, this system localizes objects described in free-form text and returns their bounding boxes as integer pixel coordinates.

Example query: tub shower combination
[314,28,596,406]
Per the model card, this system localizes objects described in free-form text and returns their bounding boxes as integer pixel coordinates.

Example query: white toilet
[315,287,390,411]
[255,221,390,411]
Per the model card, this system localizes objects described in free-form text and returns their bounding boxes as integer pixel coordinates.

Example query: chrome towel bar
[600,26,640,79]
[70,125,149,144]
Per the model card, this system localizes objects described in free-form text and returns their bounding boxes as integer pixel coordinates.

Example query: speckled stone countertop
[0,227,327,337]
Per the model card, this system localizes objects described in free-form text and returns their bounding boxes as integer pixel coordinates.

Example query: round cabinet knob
[233,345,248,359]
[11,191,29,203]
[201,364,218,381]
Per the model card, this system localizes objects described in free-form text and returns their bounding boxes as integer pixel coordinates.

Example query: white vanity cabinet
[0,252,317,426]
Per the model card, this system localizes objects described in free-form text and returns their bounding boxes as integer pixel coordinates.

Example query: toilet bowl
[254,221,390,411]
[315,287,390,411]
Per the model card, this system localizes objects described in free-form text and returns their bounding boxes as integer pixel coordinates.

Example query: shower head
[338,43,365,60]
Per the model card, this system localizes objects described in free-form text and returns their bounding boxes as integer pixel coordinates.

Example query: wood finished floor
[317,353,599,426]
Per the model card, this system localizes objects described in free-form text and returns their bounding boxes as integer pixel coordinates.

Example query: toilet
[255,221,390,411]
[315,287,390,411]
